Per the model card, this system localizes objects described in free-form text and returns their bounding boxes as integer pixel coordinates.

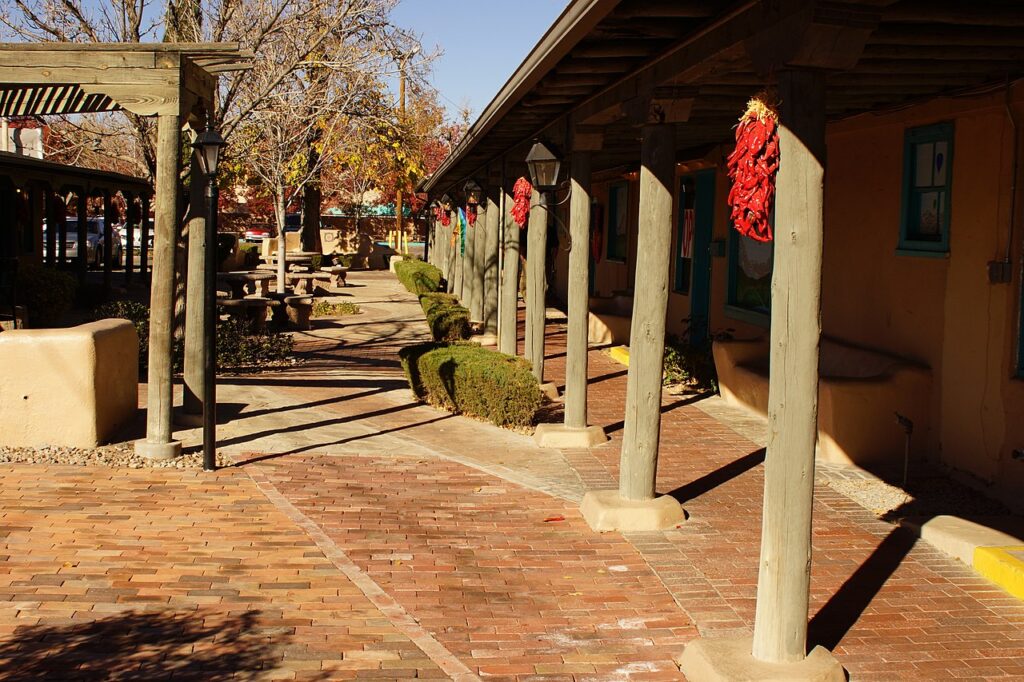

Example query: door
[676,170,715,345]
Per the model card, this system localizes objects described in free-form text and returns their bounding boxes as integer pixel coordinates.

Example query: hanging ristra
[466,204,478,227]
[512,176,532,228]
[727,94,780,242]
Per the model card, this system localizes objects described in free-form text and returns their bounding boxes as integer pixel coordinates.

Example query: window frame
[898,122,954,256]
[605,181,628,263]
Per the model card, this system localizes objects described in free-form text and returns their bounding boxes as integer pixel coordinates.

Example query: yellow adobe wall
[825,84,1024,508]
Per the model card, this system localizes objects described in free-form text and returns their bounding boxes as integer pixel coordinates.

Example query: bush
[400,342,542,428]
[16,264,77,327]
[663,335,718,392]
[394,258,443,295]
[312,300,360,317]
[419,292,470,342]
[93,300,293,372]
[237,243,261,268]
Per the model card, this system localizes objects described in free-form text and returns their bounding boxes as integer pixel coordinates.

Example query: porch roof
[424,0,1024,194]
[0,150,151,196]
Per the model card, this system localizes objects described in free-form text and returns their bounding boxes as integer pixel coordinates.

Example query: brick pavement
[2,270,1023,680]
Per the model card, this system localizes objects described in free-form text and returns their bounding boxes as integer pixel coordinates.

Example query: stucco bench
[712,336,932,469]
[0,319,138,447]
[321,265,348,288]
[587,293,633,345]
[285,295,314,330]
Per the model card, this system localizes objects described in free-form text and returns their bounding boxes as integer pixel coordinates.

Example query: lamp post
[192,124,226,472]
[524,140,561,384]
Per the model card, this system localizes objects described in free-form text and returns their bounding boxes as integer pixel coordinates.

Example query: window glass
[901,123,953,253]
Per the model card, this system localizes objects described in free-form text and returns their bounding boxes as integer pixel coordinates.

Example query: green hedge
[394,258,443,295]
[400,343,542,428]
[16,264,77,327]
[419,292,470,342]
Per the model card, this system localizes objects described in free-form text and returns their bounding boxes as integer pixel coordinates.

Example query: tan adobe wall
[0,319,138,447]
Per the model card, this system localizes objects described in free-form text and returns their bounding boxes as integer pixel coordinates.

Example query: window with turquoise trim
[900,122,953,254]
[674,176,695,295]
[606,182,628,262]
[727,230,773,321]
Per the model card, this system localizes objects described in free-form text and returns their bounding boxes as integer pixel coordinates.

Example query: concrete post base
[472,332,498,347]
[580,489,685,532]
[677,636,845,682]
[534,423,608,449]
[134,438,182,461]
[539,382,561,401]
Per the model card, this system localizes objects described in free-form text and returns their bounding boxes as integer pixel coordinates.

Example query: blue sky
[390,0,569,121]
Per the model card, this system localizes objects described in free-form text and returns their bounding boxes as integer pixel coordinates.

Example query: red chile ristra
[727,96,780,242]
[512,177,532,228]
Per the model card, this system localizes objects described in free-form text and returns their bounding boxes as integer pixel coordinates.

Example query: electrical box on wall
[988,260,1012,284]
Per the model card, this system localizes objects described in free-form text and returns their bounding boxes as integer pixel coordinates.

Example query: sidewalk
[0,270,1021,680]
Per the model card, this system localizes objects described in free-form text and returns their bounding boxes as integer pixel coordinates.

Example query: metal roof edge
[422,0,620,193]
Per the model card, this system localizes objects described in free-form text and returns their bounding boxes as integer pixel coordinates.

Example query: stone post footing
[677,636,845,682]
[134,438,182,461]
[471,332,498,347]
[539,382,560,401]
[580,489,685,532]
[534,423,607,449]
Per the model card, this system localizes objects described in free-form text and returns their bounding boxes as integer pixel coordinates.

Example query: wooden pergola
[0,42,251,461]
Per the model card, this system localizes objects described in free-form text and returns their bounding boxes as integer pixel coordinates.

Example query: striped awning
[0,84,119,117]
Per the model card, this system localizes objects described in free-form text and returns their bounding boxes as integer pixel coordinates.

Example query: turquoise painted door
[676,170,715,345]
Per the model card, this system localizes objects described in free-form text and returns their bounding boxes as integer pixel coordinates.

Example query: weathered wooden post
[124,193,135,284]
[182,149,208,422]
[535,149,606,448]
[135,113,183,460]
[498,183,520,355]
[75,188,88,285]
[580,122,684,531]
[140,193,151,283]
[678,70,844,682]
[481,187,500,341]
[467,202,482,322]
[526,187,547,380]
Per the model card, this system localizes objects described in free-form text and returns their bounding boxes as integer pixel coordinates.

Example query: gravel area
[0,443,232,469]
[822,471,1010,521]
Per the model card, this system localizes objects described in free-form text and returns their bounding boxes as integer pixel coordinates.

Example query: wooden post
[57,189,68,267]
[495,184,520,352]
[751,69,827,665]
[76,189,88,285]
[619,124,674,501]
[526,188,547,381]
[125,192,135,285]
[102,190,114,298]
[454,217,464,300]
[140,194,151,283]
[467,207,482,321]
[482,189,500,336]
[137,113,183,460]
[44,188,57,268]
[566,152,592,429]
[183,152,207,418]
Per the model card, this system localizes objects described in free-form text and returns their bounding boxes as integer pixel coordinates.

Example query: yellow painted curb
[974,546,1024,600]
[609,345,630,366]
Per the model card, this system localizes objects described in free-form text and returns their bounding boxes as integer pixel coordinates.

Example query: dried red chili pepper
[727,95,779,242]
[512,176,532,228]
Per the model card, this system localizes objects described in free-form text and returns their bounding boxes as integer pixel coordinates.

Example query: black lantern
[525,140,561,191]
[463,179,483,205]
[192,126,226,178]
[440,193,453,212]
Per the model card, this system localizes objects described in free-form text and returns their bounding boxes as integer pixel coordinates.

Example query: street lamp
[191,124,226,472]
[463,179,483,206]
[525,140,561,191]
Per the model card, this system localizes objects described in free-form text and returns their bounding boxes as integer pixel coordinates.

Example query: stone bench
[285,295,314,330]
[713,336,932,469]
[286,272,331,295]
[321,265,348,288]
[220,297,271,333]
[0,319,138,447]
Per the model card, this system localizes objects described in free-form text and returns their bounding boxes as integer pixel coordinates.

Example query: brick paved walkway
[1,270,1022,680]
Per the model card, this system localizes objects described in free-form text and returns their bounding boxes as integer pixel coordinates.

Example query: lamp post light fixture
[191,123,226,472]
[441,193,454,213]
[525,140,562,192]
[463,179,483,206]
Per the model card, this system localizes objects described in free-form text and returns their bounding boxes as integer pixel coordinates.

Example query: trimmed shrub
[312,300,360,317]
[400,342,542,428]
[419,292,470,342]
[16,264,77,327]
[394,258,443,295]
[237,242,261,268]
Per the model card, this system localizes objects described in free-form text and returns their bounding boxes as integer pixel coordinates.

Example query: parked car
[56,217,123,267]
[116,219,154,253]
[243,225,272,243]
